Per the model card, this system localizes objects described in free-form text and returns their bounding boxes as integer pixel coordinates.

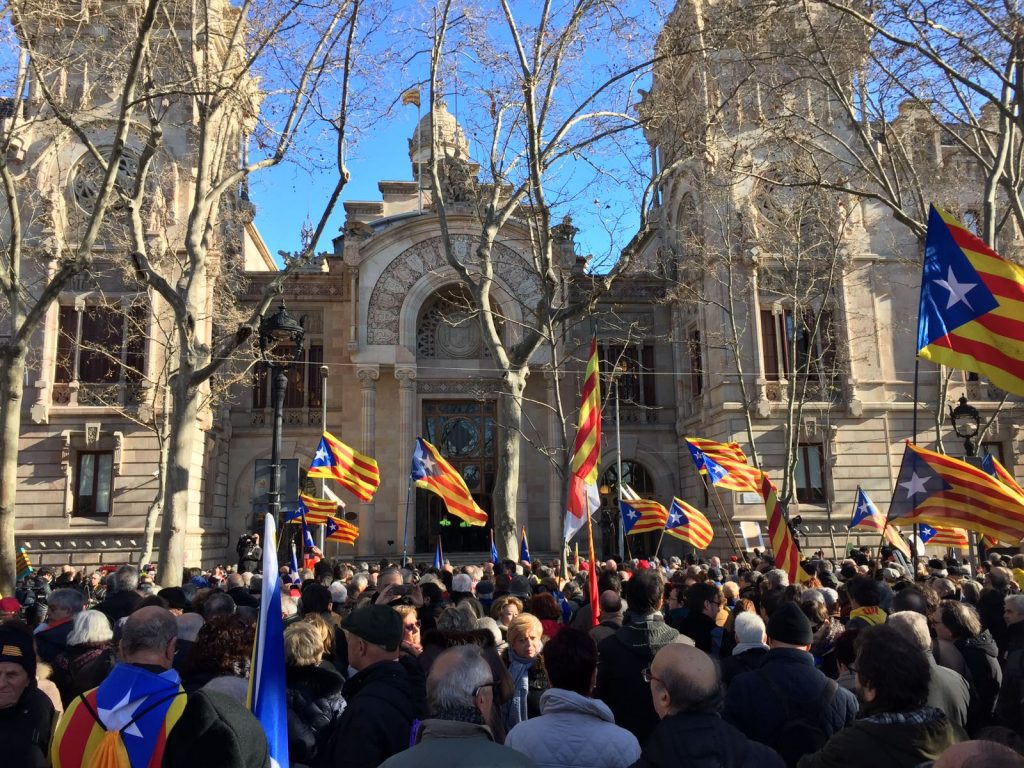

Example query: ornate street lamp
[259,302,305,523]
[949,394,981,457]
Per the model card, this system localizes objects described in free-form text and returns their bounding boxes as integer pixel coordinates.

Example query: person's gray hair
[48,588,86,615]
[203,592,237,619]
[121,608,177,656]
[249,575,263,594]
[437,603,476,633]
[176,613,206,642]
[114,565,139,593]
[351,573,369,591]
[1006,594,1024,614]
[765,569,789,590]
[888,611,931,652]
[280,594,298,617]
[329,582,348,605]
[733,612,766,645]
[68,609,114,645]
[427,644,492,714]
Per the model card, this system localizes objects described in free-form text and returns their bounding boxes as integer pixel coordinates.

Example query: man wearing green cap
[321,604,426,768]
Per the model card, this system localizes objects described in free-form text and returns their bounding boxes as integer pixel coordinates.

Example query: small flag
[565,338,602,542]
[685,437,763,493]
[620,498,669,535]
[411,437,488,526]
[888,441,1024,544]
[762,475,801,583]
[285,494,334,525]
[490,530,500,566]
[850,487,911,558]
[326,515,359,545]
[434,537,444,570]
[917,205,1024,396]
[519,527,532,563]
[16,547,33,580]
[308,431,380,502]
[665,498,714,549]
[401,88,421,107]
[301,515,315,549]
[247,513,289,768]
[919,524,970,550]
[289,542,299,582]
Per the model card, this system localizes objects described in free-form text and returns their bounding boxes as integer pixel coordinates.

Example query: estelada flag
[620,498,668,535]
[888,441,1024,544]
[917,205,1024,395]
[326,515,358,545]
[411,437,487,526]
[307,432,380,502]
[685,437,762,493]
[665,497,714,549]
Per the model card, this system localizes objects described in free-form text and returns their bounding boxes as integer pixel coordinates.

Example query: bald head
[650,642,722,718]
[934,740,1024,768]
[121,606,177,668]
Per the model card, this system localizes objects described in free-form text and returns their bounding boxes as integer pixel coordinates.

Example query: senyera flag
[565,338,602,542]
[761,475,801,583]
[307,431,380,502]
[411,437,487,526]
[917,205,1024,395]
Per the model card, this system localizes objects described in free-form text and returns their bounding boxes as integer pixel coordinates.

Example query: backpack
[74,689,184,768]
[756,672,838,768]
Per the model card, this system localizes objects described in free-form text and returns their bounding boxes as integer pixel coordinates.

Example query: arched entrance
[598,461,657,559]
[414,400,496,553]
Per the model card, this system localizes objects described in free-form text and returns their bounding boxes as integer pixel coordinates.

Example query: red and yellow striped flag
[411,437,487,526]
[762,475,801,583]
[926,525,970,550]
[620,498,669,535]
[665,498,715,549]
[326,515,359,545]
[307,431,380,502]
[685,437,763,493]
[565,338,602,541]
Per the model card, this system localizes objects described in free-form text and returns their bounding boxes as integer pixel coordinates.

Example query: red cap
[637,560,651,570]
[0,596,21,613]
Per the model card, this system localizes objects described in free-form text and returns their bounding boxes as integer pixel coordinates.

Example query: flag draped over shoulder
[888,441,1024,544]
[685,437,762,493]
[665,498,714,549]
[919,524,970,550]
[565,339,602,542]
[850,487,910,558]
[307,432,380,502]
[411,437,487,526]
[917,205,1024,395]
[762,475,801,583]
[248,513,289,768]
[619,498,668,535]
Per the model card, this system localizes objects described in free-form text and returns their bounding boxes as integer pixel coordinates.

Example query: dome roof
[409,101,470,164]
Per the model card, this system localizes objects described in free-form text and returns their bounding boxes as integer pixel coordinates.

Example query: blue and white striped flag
[248,513,289,768]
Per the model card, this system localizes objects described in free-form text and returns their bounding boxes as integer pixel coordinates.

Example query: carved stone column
[356,365,379,555]
[395,366,418,558]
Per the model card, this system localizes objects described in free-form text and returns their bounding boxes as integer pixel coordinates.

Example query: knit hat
[342,604,403,651]
[767,601,813,646]
[162,690,269,768]
[509,575,532,599]
[158,587,188,612]
[0,623,36,679]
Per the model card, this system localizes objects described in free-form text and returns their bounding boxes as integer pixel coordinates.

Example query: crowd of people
[3,545,1024,767]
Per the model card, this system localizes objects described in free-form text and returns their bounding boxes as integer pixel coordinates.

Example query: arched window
[416,285,497,359]
[596,461,658,559]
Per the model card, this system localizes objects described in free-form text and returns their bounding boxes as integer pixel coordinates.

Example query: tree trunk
[493,369,528,560]
[137,434,168,568]
[157,374,199,585]
[0,348,26,595]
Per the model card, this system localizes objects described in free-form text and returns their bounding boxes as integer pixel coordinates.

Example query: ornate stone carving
[395,367,418,389]
[367,234,540,345]
[357,365,380,388]
[416,379,493,397]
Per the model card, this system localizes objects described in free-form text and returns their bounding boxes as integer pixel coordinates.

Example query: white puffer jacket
[504,688,641,768]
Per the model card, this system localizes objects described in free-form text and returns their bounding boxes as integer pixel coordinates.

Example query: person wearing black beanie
[0,622,57,767]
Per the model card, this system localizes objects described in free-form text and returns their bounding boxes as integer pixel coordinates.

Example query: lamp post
[259,302,305,524]
[949,395,981,457]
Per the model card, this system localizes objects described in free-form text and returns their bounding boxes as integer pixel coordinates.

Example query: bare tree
[420,0,663,558]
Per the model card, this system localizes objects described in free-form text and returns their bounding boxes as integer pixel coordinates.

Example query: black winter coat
[94,590,142,627]
[320,657,426,768]
[720,647,768,686]
[958,629,1002,733]
[0,685,56,768]
[632,711,784,768]
[286,662,347,767]
[596,613,682,745]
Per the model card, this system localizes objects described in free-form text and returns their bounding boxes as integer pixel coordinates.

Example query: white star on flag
[899,472,931,499]
[857,501,870,517]
[628,510,638,519]
[934,267,977,310]
[97,691,146,739]
[418,455,437,475]
[668,512,682,525]
[314,447,329,463]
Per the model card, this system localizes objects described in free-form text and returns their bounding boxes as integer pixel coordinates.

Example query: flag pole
[844,487,856,556]
[584,486,600,628]
[911,356,921,576]
[401,474,413,567]
[319,365,329,555]
[615,375,624,560]
[701,474,746,562]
